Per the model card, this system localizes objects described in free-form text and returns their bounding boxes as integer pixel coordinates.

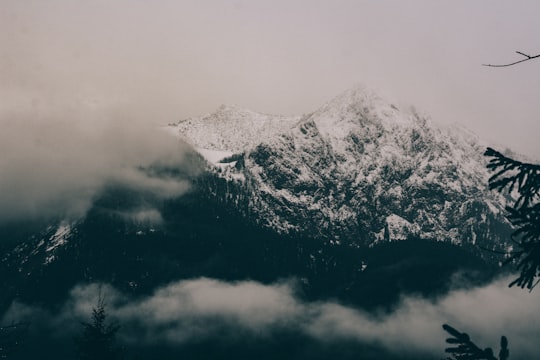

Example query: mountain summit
[1,86,514,310]
[0,87,516,359]
[173,86,512,249]
[174,104,301,153]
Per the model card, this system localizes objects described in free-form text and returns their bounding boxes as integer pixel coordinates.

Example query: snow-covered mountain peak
[171,86,513,249]
[2,86,516,296]
[213,104,258,120]
[316,85,392,115]
[172,105,300,153]
[305,85,421,142]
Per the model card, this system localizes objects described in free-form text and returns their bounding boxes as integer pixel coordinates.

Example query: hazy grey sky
[1,0,539,157]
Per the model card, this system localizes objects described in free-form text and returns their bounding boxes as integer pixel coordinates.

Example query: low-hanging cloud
[4,276,539,359]
[0,93,196,223]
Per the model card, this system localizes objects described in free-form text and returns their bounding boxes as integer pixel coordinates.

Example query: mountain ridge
[0,87,516,357]
[172,86,513,249]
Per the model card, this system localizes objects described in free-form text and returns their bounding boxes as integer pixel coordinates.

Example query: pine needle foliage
[75,293,121,360]
[442,324,509,360]
[485,147,540,289]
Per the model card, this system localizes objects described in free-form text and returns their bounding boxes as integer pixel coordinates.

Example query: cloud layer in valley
[4,276,539,359]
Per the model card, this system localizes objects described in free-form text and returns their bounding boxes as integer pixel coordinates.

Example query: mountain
[172,86,513,252]
[1,86,514,307]
[0,86,517,359]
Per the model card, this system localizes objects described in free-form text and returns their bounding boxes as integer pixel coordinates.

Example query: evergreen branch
[503,203,540,289]
[484,148,540,208]
[483,51,540,67]
[442,324,506,360]
[442,324,498,360]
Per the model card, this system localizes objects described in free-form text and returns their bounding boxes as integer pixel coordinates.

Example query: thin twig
[516,51,532,58]
[483,51,540,67]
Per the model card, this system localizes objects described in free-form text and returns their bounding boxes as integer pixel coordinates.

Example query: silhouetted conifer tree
[441,148,540,359]
[75,292,122,360]
[485,147,540,289]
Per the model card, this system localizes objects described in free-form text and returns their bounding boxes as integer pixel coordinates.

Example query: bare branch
[515,51,532,58]
[483,51,540,67]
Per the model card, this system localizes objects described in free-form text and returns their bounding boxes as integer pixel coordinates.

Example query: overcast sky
[1,0,539,158]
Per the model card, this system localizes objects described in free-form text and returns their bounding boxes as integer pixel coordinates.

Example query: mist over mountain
[0,107,196,223]
[0,86,529,359]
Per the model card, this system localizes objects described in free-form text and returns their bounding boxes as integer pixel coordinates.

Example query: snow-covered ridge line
[171,104,301,153]
[170,86,514,249]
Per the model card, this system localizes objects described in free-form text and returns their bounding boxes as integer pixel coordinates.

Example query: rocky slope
[172,86,513,251]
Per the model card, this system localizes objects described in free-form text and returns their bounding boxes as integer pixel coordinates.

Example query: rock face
[173,86,513,250]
